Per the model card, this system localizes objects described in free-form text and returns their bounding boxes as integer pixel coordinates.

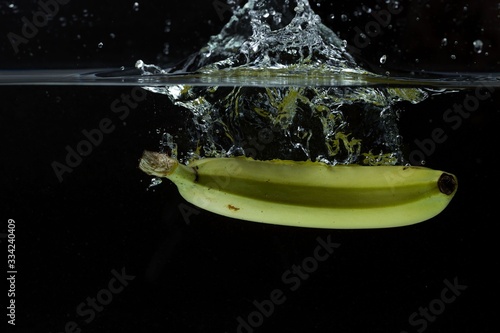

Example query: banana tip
[139,151,178,177]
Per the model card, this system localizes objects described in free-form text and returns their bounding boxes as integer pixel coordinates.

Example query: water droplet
[97,42,103,49]
[450,54,456,60]
[380,55,387,64]
[133,2,140,11]
[135,59,144,69]
[59,17,67,27]
[473,39,483,53]
[294,4,304,13]
[441,38,448,46]
[148,177,162,188]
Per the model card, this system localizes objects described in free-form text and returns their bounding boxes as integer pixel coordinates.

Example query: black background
[1,1,498,332]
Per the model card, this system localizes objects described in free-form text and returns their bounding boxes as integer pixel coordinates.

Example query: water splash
[140,0,429,165]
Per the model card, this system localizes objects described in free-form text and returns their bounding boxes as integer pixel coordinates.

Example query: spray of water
[138,0,428,165]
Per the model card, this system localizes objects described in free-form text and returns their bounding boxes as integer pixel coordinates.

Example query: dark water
[1,1,499,333]
[3,83,499,333]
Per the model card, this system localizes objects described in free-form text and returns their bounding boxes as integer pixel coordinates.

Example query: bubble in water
[473,39,483,53]
[133,2,140,11]
[97,42,103,48]
[148,177,162,188]
[341,14,348,22]
[294,4,304,13]
[329,13,335,20]
[163,42,170,55]
[380,55,387,64]
[450,54,456,60]
[58,16,67,26]
[441,38,448,46]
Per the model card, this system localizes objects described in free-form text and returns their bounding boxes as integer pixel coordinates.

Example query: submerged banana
[139,151,457,229]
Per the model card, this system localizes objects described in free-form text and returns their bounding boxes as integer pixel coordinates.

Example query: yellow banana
[139,151,457,229]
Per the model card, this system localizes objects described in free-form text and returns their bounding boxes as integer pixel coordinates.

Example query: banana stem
[139,151,180,177]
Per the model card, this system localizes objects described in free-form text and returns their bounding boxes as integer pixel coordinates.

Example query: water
[127,0,496,166]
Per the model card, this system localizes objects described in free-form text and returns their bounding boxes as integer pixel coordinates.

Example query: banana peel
[139,151,457,229]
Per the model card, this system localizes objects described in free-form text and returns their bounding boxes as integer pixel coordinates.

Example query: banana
[139,151,457,229]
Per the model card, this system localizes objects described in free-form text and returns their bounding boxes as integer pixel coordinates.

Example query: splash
[139,0,428,165]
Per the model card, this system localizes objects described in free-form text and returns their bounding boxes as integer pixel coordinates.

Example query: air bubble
[380,55,387,64]
[133,2,140,11]
[473,39,483,53]
[97,42,103,49]
[440,38,448,46]
[148,177,162,188]
[450,54,456,60]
